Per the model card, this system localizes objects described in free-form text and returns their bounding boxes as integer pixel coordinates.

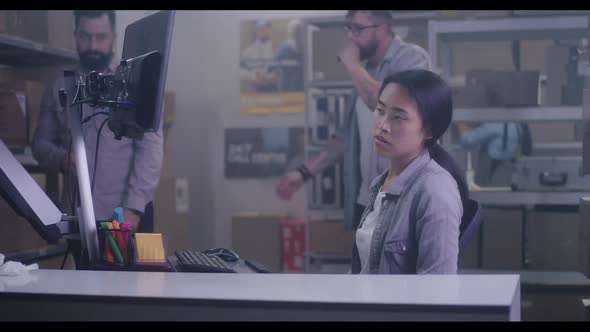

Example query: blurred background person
[240,19,277,93]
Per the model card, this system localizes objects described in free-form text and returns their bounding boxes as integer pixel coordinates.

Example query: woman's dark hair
[378,69,469,207]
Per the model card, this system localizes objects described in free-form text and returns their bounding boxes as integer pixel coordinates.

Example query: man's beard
[359,39,378,61]
[78,50,114,72]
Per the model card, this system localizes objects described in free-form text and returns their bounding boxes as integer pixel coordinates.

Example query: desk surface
[1,269,519,307]
[0,270,521,321]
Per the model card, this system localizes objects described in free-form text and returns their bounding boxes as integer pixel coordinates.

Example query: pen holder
[97,228,135,268]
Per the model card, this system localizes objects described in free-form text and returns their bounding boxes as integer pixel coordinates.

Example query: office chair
[459,198,484,254]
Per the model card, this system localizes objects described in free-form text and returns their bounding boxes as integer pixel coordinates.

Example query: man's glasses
[344,23,382,35]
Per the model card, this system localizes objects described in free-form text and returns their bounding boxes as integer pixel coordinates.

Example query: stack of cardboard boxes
[454,69,540,109]
[0,71,50,258]
[0,74,46,149]
[528,44,585,144]
[281,218,354,273]
[0,10,48,44]
[0,174,49,255]
[231,214,354,273]
[0,86,27,148]
[231,213,283,273]
[0,10,76,268]
[545,44,585,106]
[0,10,75,150]
[0,10,75,50]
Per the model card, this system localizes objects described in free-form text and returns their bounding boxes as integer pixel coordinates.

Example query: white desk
[0,269,520,321]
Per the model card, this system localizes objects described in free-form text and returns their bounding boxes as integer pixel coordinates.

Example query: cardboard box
[47,10,74,50]
[36,249,76,270]
[529,123,577,143]
[0,174,49,254]
[545,45,571,106]
[154,177,190,255]
[498,70,540,106]
[521,40,553,73]
[0,10,48,44]
[19,10,48,44]
[452,85,488,108]
[452,42,514,76]
[311,26,349,82]
[231,214,283,272]
[527,210,579,270]
[437,10,511,19]
[0,11,7,31]
[562,80,584,105]
[309,220,353,257]
[0,89,27,147]
[0,10,18,34]
[465,69,503,106]
[25,81,45,145]
[466,69,540,107]
[280,218,306,272]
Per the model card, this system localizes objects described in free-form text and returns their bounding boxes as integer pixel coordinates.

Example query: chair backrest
[459,198,484,253]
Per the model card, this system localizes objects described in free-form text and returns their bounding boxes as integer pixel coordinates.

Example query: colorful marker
[101,221,124,264]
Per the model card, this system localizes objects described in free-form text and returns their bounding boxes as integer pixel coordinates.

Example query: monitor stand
[61,71,99,264]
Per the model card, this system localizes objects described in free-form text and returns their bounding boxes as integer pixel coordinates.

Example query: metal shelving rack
[453,106,582,122]
[429,15,590,206]
[0,33,78,67]
[428,15,590,78]
[302,17,351,272]
[0,27,79,264]
[428,14,590,269]
[0,32,78,204]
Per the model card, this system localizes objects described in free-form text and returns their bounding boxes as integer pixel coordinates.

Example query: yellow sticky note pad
[135,233,166,264]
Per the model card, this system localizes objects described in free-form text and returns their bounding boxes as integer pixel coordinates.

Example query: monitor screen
[121,10,175,134]
[0,140,63,243]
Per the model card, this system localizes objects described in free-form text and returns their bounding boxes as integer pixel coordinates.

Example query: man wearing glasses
[276,10,431,230]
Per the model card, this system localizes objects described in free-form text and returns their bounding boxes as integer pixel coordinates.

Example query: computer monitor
[0,140,63,243]
[67,10,176,264]
[121,10,175,134]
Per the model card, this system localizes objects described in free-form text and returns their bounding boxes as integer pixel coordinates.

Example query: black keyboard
[175,250,236,273]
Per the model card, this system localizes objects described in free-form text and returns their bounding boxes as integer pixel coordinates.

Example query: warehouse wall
[134,10,345,250]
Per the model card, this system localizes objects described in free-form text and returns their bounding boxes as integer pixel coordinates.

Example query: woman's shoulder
[411,160,459,195]
[408,161,462,213]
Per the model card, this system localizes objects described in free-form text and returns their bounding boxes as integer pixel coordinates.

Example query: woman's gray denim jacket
[350,150,463,274]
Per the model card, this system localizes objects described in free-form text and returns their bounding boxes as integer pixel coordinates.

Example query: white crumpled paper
[0,253,39,291]
[0,253,38,276]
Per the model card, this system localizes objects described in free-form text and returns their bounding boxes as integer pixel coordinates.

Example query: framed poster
[240,18,305,114]
[225,127,304,178]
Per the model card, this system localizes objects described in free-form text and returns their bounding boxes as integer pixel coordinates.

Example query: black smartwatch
[296,164,312,182]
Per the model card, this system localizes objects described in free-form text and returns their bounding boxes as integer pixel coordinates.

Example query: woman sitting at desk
[351,69,467,274]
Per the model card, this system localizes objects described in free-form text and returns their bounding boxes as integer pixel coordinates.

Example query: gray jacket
[31,67,163,220]
[326,36,431,230]
[351,150,463,274]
